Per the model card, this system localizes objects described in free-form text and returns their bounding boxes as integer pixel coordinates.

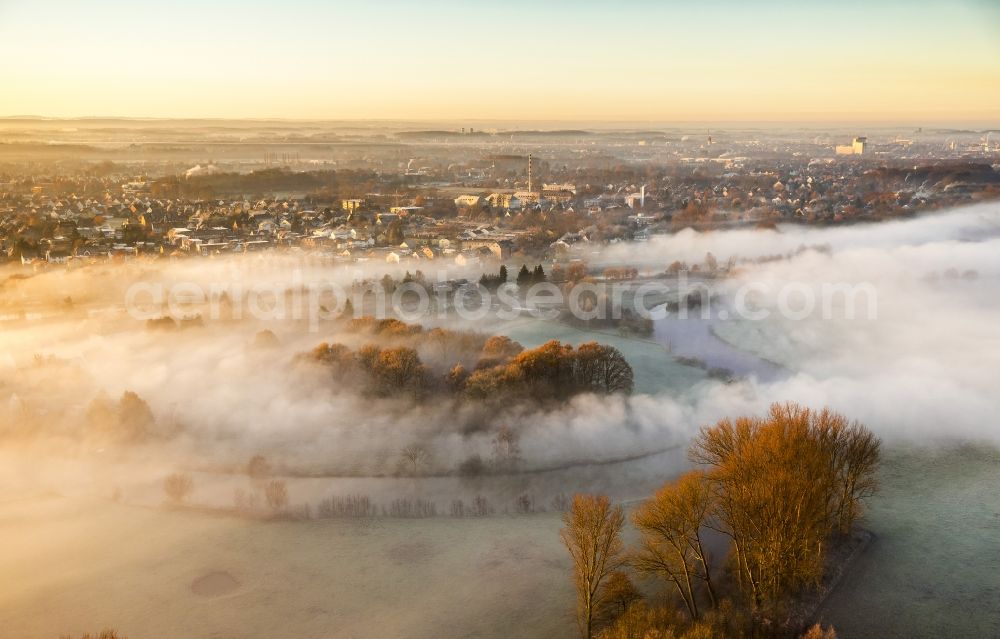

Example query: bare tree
[163,472,193,504]
[574,342,634,394]
[560,494,626,639]
[811,409,881,535]
[264,479,288,512]
[471,495,493,516]
[603,570,641,619]
[491,426,521,470]
[632,470,717,619]
[801,624,837,639]
[400,445,430,475]
[73,630,126,639]
[246,454,272,481]
[118,391,154,441]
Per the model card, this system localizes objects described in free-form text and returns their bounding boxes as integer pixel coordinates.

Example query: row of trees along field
[561,403,881,639]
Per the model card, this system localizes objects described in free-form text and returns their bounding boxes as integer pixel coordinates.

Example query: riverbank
[787,528,876,633]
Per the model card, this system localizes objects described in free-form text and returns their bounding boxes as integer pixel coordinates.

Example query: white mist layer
[1,202,999,480]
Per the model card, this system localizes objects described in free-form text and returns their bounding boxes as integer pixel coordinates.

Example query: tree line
[478,263,549,292]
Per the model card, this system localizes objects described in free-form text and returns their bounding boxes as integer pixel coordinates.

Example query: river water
[651,305,787,383]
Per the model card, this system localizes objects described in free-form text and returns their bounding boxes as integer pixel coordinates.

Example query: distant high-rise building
[836,137,868,155]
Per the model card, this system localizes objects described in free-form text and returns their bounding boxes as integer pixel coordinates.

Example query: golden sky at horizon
[1,0,999,123]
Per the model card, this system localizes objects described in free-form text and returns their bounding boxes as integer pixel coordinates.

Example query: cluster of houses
[0,188,527,268]
[4,144,994,268]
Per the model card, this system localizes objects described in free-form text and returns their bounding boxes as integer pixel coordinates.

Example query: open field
[0,495,573,639]
[820,445,1000,638]
[1,444,997,639]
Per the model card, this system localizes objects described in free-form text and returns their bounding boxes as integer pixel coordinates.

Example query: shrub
[163,472,193,504]
[515,493,535,514]
[458,454,486,476]
[471,495,494,516]
[388,497,437,518]
[316,494,376,518]
[264,479,289,511]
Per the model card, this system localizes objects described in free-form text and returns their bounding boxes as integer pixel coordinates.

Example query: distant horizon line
[2,114,1000,131]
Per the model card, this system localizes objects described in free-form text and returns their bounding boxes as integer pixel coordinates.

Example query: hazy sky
[1,0,999,122]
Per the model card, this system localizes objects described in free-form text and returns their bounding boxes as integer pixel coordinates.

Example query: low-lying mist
[2,202,999,507]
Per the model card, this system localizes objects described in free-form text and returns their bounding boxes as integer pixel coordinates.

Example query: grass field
[4,444,996,639]
[0,495,574,639]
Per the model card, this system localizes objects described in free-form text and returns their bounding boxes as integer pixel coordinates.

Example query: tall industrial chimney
[527,154,533,193]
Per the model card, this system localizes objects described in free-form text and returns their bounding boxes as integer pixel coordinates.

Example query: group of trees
[305,319,634,405]
[309,341,429,398]
[394,425,524,477]
[689,404,881,607]
[477,261,647,308]
[85,390,159,443]
[345,316,425,338]
[344,318,496,366]
[516,264,548,288]
[462,339,634,401]
[665,252,733,277]
[240,454,290,511]
[561,403,880,638]
[543,261,590,286]
[163,455,290,514]
[163,472,193,504]
[359,344,429,397]
[478,264,508,291]
[559,292,655,337]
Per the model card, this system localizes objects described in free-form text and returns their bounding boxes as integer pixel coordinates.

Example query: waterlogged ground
[819,444,1000,638]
